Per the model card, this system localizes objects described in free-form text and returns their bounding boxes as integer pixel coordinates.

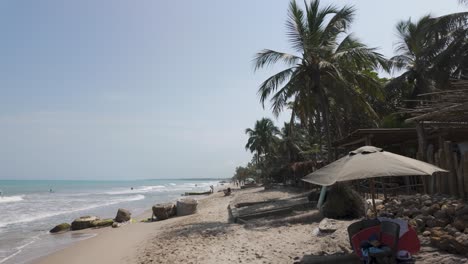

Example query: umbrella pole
[370,178,377,216]
[317,186,327,209]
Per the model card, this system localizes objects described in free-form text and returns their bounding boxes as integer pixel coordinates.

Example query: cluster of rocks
[50,208,131,234]
[152,198,198,220]
[373,193,468,256]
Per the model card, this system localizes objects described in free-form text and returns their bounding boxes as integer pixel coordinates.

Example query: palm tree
[254,0,388,161]
[389,13,468,100]
[245,118,280,163]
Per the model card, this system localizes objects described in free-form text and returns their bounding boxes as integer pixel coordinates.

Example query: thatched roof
[402,80,468,126]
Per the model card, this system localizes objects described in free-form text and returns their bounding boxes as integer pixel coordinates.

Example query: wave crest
[0,195,24,204]
[0,194,144,228]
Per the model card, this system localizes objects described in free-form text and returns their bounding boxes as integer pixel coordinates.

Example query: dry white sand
[35,186,468,264]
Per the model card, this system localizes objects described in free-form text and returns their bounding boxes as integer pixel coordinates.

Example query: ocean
[0,179,221,264]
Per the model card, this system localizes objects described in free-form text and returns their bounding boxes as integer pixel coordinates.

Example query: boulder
[318,218,339,233]
[115,208,131,223]
[152,203,176,220]
[321,184,365,219]
[90,218,114,228]
[176,198,198,216]
[71,216,99,230]
[50,223,71,233]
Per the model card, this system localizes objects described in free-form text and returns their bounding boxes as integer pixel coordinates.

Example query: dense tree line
[232,0,468,183]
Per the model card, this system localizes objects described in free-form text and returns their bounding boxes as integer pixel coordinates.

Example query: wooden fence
[425,142,468,199]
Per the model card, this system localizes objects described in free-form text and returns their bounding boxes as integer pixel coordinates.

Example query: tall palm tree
[254,0,388,161]
[245,118,280,163]
[389,13,468,99]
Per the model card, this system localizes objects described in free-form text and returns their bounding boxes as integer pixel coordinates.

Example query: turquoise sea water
[0,179,221,264]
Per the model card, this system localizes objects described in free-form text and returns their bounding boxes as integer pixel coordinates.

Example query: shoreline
[28,185,468,264]
[29,186,224,264]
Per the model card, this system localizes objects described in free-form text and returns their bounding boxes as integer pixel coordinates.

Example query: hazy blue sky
[0,0,465,180]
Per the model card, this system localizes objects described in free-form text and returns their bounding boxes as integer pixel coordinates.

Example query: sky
[0,0,465,180]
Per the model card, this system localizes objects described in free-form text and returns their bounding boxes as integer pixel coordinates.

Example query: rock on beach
[71,216,99,230]
[115,208,131,223]
[50,223,71,233]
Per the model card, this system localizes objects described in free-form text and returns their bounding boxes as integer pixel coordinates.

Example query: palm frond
[257,67,296,107]
[286,1,307,52]
[321,4,355,45]
[253,49,300,71]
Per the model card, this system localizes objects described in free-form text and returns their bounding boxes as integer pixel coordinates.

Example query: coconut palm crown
[253,0,388,160]
[245,118,280,163]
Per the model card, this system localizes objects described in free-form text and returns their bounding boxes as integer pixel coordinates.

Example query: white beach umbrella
[302,146,447,212]
[302,146,446,186]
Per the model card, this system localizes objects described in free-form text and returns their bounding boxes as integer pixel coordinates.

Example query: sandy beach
[34,186,468,264]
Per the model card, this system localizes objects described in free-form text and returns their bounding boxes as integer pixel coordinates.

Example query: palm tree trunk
[312,68,334,162]
[321,103,333,162]
[317,111,323,157]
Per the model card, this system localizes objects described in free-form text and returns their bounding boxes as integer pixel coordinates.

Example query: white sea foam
[0,196,24,204]
[0,194,145,229]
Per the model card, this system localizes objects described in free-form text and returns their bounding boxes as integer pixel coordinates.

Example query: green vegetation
[232,0,468,184]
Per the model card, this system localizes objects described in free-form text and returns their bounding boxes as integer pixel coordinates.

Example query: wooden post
[434,152,441,194]
[454,152,465,199]
[439,147,448,194]
[463,152,468,195]
[444,141,458,197]
[416,123,428,193]
[416,123,427,161]
[427,145,435,194]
